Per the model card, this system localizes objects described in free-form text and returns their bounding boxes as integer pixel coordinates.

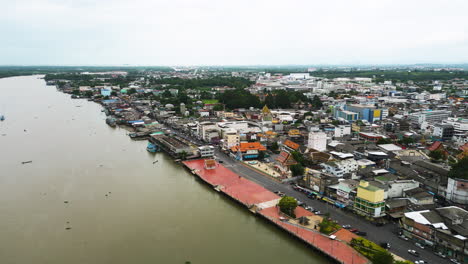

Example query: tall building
[354,181,385,218]
[308,131,327,151]
[344,104,387,123]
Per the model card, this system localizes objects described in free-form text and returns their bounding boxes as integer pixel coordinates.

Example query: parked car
[380,242,391,249]
[408,249,420,257]
[399,235,409,241]
[314,211,322,215]
[297,200,304,206]
[342,224,351,229]
[356,231,367,236]
[415,242,425,249]
[375,222,384,227]
[450,259,462,264]
[350,229,359,233]
[435,252,446,258]
[415,260,428,264]
[304,206,313,211]
[218,160,224,163]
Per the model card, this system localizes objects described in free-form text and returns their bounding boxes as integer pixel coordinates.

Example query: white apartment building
[409,110,450,125]
[198,122,218,141]
[222,130,240,150]
[198,146,215,158]
[334,125,351,138]
[446,178,468,205]
[386,180,420,199]
[308,131,327,151]
[321,159,358,177]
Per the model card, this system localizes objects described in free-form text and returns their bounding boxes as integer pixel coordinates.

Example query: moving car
[408,249,420,257]
[434,252,446,258]
[342,224,351,229]
[415,242,425,249]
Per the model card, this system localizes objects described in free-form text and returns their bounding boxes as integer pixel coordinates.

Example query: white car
[415,242,425,249]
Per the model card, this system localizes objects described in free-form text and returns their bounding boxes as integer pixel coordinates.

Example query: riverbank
[182,159,370,264]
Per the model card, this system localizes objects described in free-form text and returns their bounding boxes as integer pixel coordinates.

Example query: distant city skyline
[2,0,468,65]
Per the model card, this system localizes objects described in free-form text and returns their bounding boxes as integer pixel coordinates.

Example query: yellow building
[354,180,385,218]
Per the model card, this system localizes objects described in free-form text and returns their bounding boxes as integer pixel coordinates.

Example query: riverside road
[167,126,450,264]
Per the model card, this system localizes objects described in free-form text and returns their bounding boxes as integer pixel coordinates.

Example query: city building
[354,180,385,218]
[433,124,455,139]
[409,110,451,125]
[230,142,266,160]
[344,104,387,123]
[402,207,468,262]
[321,159,358,177]
[198,146,215,158]
[308,131,327,151]
[446,177,468,205]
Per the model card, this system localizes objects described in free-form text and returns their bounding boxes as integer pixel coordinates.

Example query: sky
[1,0,468,66]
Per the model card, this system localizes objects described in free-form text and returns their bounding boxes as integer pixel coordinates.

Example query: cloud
[1,0,467,65]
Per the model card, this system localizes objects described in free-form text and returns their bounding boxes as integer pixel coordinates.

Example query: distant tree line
[150,77,254,89]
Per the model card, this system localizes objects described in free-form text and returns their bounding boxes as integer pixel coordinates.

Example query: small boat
[105,117,116,127]
[147,142,159,153]
[21,160,32,164]
[0,115,4,121]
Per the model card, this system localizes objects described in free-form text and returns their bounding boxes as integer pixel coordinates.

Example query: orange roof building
[230,142,267,153]
[283,139,300,151]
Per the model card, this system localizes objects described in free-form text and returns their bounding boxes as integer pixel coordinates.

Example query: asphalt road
[167,126,452,264]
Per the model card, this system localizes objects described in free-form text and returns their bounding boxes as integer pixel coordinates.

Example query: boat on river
[146,142,160,153]
[105,117,116,127]
[0,115,4,121]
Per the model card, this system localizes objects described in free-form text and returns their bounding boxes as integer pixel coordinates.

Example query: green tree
[399,137,415,146]
[84,90,94,97]
[72,89,80,95]
[429,149,445,161]
[311,95,323,109]
[377,138,392,144]
[127,88,137,95]
[162,90,172,98]
[270,142,279,152]
[278,196,297,218]
[258,151,266,160]
[212,104,224,111]
[290,164,305,176]
[371,251,394,264]
[449,157,468,179]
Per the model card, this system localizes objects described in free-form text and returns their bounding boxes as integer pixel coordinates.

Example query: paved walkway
[183,159,370,264]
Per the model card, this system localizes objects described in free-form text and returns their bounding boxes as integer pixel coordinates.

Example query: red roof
[276,151,298,166]
[427,141,444,152]
[284,139,300,150]
[230,142,267,152]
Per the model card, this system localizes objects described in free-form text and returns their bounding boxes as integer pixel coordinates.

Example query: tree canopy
[278,196,298,218]
[218,89,261,109]
[449,157,468,179]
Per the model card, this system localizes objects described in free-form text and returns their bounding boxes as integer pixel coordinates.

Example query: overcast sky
[2,0,468,65]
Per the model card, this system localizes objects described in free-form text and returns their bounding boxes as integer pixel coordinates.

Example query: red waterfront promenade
[183,159,370,264]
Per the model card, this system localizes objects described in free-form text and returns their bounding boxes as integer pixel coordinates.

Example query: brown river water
[0,75,329,264]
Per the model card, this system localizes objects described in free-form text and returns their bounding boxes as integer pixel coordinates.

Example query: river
[0,75,329,264]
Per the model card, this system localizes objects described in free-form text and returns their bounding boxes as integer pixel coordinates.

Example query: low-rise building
[198,146,215,158]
